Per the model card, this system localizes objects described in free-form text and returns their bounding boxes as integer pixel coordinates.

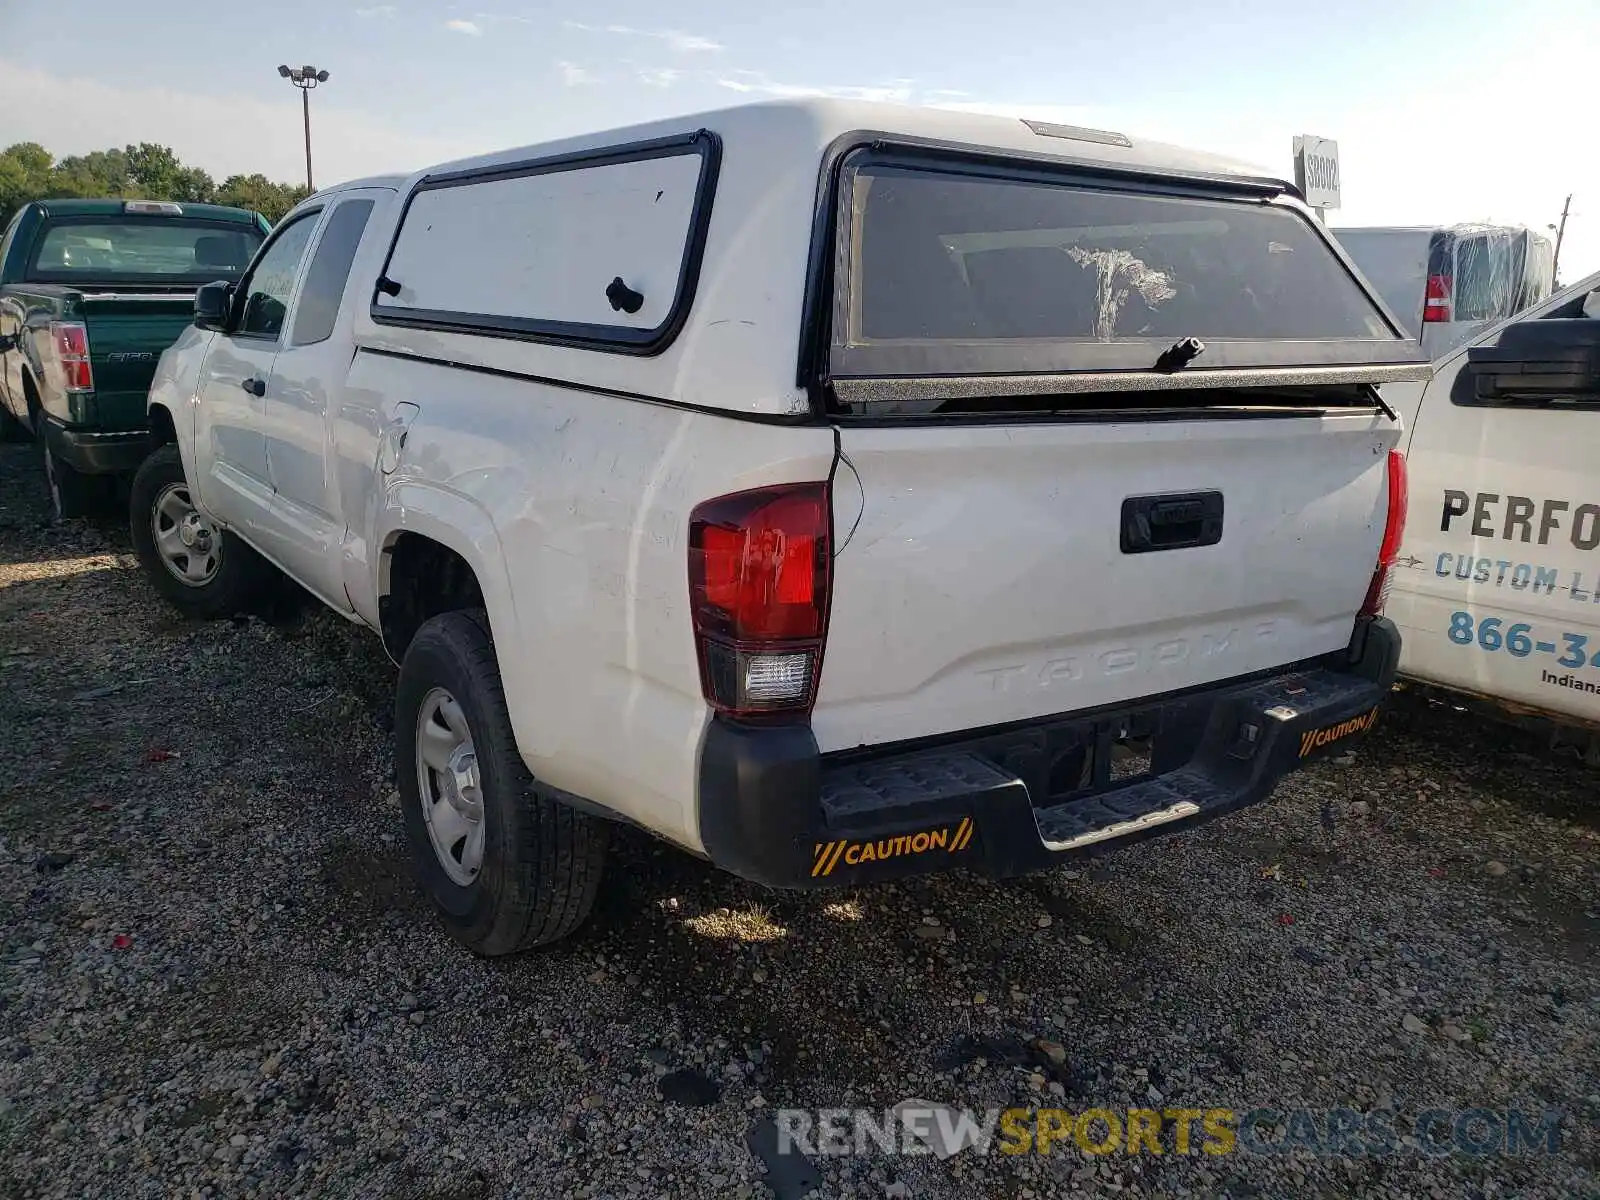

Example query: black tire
[41,438,109,519]
[396,609,608,954]
[0,401,26,444]
[128,444,278,618]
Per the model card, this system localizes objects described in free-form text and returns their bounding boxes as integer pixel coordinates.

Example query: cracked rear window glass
[847,168,1397,345]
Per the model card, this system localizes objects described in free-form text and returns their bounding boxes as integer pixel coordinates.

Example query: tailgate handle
[1120,491,1224,554]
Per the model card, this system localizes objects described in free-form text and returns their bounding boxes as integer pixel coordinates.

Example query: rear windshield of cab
[830,151,1418,379]
[27,217,264,285]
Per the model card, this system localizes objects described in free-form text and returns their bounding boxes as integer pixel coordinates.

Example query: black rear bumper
[43,417,148,475]
[697,617,1400,888]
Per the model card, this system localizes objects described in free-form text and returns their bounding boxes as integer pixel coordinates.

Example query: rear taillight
[49,322,93,392]
[1423,273,1452,323]
[1360,450,1409,618]
[688,481,832,720]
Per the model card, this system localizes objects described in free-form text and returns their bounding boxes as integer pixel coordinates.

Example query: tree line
[0,142,309,226]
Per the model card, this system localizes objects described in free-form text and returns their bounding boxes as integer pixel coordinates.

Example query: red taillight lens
[1361,450,1409,618]
[50,322,93,392]
[688,482,832,719]
[1423,273,1452,323]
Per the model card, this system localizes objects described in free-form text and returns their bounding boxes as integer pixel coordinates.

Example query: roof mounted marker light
[1021,118,1132,149]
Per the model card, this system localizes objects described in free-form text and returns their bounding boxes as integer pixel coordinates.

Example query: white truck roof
[419,98,1283,189]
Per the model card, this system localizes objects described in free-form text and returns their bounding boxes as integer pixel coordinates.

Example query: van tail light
[49,322,93,392]
[688,481,832,720]
[1360,450,1409,618]
[1423,273,1452,323]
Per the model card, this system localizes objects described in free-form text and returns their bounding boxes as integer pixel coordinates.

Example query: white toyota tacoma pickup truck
[132,100,1424,954]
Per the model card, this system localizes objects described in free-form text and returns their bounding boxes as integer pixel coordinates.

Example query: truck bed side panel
[340,349,838,850]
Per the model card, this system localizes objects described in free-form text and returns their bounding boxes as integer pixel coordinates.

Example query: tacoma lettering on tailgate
[976,621,1279,694]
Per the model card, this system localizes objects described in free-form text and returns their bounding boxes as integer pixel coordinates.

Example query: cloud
[563,21,723,53]
[0,58,481,188]
[470,11,534,25]
[353,5,395,15]
[636,68,683,88]
[715,72,914,104]
[444,19,482,35]
[559,62,596,86]
[660,31,722,53]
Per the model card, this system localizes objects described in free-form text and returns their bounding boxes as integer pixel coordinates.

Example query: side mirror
[194,281,234,332]
[1466,317,1600,403]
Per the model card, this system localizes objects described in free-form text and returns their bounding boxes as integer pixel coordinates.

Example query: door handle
[1120,490,1225,554]
[240,378,265,397]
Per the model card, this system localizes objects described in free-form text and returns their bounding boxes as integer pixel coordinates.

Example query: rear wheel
[129,444,277,618]
[41,439,108,520]
[0,401,26,444]
[396,609,608,954]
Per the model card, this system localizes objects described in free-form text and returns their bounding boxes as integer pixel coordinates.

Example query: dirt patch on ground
[1,441,1595,1198]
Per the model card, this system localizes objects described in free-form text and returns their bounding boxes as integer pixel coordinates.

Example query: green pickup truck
[0,198,269,518]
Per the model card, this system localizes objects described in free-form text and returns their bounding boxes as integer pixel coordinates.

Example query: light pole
[1549,193,1574,289]
[277,64,329,192]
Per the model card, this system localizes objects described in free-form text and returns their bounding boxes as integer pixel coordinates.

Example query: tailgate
[813,413,1398,752]
[82,295,196,429]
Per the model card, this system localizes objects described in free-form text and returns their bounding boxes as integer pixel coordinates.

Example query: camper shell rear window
[371,131,720,355]
[827,148,1418,382]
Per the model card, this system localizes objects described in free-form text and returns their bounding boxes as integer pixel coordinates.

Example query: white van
[1331,224,1554,359]
[132,99,1422,952]
[1383,270,1600,751]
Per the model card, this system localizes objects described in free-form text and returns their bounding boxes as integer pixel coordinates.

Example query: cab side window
[0,211,22,278]
[236,214,321,341]
[290,199,375,347]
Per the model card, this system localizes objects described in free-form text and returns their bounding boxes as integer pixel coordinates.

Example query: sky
[3,0,1599,279]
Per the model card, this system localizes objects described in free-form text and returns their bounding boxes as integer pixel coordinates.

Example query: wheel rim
[415,687,485,886]
[151,482,223,587]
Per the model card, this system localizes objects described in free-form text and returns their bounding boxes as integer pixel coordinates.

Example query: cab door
[253,190,389,611]
[1388,276,1600,726]
[190,207,324,535]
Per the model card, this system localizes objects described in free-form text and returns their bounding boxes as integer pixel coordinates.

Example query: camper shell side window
[370,131,721,356]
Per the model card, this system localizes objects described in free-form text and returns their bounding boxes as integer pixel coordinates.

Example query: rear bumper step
[697,617,1399,888]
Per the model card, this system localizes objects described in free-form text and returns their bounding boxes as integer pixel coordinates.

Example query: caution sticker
[1298,706,1379,758]
[812,817,975,878]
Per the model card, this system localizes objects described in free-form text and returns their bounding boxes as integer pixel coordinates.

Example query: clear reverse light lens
[742,652,812,702]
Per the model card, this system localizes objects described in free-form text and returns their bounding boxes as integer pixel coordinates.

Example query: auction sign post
[1293,135,1341,222]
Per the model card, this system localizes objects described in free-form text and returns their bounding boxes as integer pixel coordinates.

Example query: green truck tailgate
[80,296,198,430]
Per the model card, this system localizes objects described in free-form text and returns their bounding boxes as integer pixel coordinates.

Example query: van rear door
[810,150,1429,753]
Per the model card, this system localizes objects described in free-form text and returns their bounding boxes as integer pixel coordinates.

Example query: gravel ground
[1,438,1596,1200]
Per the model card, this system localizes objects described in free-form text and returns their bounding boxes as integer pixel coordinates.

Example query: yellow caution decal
[1298,706,1380,758]
[812,818,974,878]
